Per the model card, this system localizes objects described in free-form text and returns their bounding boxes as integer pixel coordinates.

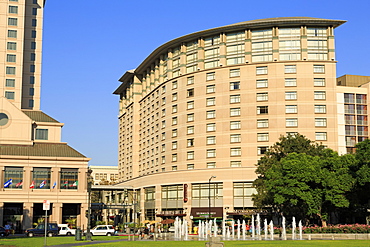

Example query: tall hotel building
[0,0,90,231]
[114,18,370,222]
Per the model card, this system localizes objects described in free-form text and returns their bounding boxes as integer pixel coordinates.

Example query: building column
[52,202,62,224]
[0,202,3,226]
[23,202,33,230]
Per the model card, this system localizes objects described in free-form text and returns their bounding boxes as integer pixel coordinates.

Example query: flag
[72,181,78,187]
[52,181,57,189]
[4,179,12,188]
[39,180,46,188]
[15,180,23,187]
[30,181,35,189]
[64,181,68,187]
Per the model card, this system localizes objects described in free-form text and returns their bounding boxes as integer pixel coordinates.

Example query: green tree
[253,134,356,226]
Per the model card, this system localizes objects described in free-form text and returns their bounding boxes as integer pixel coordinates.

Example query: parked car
[25,223,59,237]
[0,226,9,237]
[84,225,115,236]
[58,224,76,236]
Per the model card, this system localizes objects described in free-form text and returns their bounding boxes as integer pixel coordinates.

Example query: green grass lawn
[0,236,370,247]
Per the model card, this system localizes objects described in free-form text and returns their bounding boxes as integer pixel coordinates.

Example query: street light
[86,168,93,241]
[208,176,216,220]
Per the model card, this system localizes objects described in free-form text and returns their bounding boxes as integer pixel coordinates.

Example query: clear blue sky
[40,0,370,166]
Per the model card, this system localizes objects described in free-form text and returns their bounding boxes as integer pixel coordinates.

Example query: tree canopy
[253,134,357,226]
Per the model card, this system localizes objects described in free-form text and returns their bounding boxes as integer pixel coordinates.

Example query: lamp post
[86,168,93,241]
[208,176,216,220]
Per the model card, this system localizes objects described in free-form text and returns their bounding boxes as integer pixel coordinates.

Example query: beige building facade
[114,18,370,224]
[0,0,90,232]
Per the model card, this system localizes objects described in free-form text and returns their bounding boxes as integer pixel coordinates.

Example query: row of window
[3,167,78,190]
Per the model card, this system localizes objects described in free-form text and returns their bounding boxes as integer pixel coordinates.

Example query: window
[161,109,166,117]
[172,129,177,137]
[187,88,194,97]
[285,65,296,73]
[187,164,194,170]
[172,93,177,101]
[207,136,216,145]
[206,72,215,80]
[257,119,268,128]
[29,88,34,96]
[206,84,215,93]
[171,117,177,125]
[230,95,240,103]
[32,168,51,189]
[285,105,297,114]
[8,30,17,38]
[206,123,216,132]
[31,30,36,38]
[257,133,269,142]
[172,81,177,89]
[315,105,326,113]
[285,78,297,87]
[230,69,240,77]
[4,167,23,189]
[6,67,15,75]
[30,65,35,72]
[9,5,18,12]
[257,146,268,155]
[6,54,16,63]
[314,78,325,86]
[6,79,15,87]
[285,91,297,100]
[230,121,241,130]
[30,76,35,84]
[162,85,166,94]
[30,53,36,61]
[315,118,327,127]
[230,161,241,167]
[172,141,177,150]
[207,97,216,106]
[32,19,37,27]
[207,149,216,158]
[187,126,194,134]
[314,91,326,100]
[286,118,298,127]
[316,132,327,141]
[314,65,325,73]
[161,132,166,140]
[230,108,241,116]
[32,8,37,15]
[60,168,78,190]
[187,101,194,109]
[207,162,216,168]
[231,147,241,156]
[162,97,166,105]
[187,151,194,160]
[206,110,216,119]
[7,42,16,50]
[187,138,194,147]
[187,76,194,85]
[256,93,268,101]
[256,79,268,88]
[29,100,34,108]
[257,106,268,114]
[172,105,177,113]
[172,154,177,162]
[187,113,194,122]
[8,18,18,26]
[230,81,240,90]
[35,129,48,140]
[161,156,165,164]
[256,66,268,75]
[31,42,36,49]
[230,134,241,143]
[172,166,177,171]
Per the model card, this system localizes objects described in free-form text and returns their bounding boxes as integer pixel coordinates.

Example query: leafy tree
[253,134,356,226]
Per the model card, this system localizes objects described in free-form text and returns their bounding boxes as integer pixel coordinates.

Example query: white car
[86,225,115,236]
[58,224,76,236]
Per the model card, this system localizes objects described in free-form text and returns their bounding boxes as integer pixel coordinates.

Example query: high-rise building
[114,17,370,224]
[0,0,90,232]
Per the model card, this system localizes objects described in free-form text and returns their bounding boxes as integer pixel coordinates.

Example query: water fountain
[298,220,303,240]
[292,217,296,240]
[237,219,241,239]
[256,214,261,240]
[269,220,274,240]
[264,218,268,240]
[242,220,246,240]
[214,218,217,237]
[231,220,235,239]
[251,214,255,239]
[222,219,226,238]
[282,216,287,240]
